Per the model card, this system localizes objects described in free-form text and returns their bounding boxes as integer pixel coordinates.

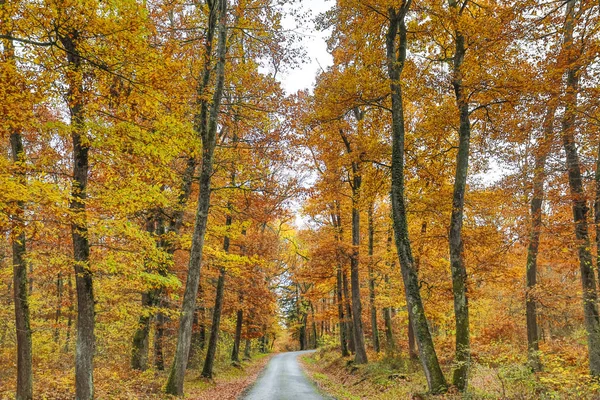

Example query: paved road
[242,350,325,400]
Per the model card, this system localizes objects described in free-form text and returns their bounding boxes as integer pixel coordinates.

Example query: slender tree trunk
[387,3,447,394]
[189,283,206,366]
[260,325,268,353]
[340,123,368,365]
[350,186,368,364]
[410,220,427,360]
[154,309,165,371]
[165,0,228,394]
[560,0,600,376]
[299,314,307,350]
[10,132,33,400]
[201,204,232,378]
[336,264,349,356]
[131,292,152,371]
[342,268,355,353]
[447,0,472,390]
[383,302,395,352]
[64,274,74,353]
[368,205,380,353]
[60,31,96,400]
[231,308,243,363]
[54,273,63,343]
[526,106,555,372]
[384,227,396,353]
[332,208,350,356]
[201,266,226,378]
[131,217,156,371]
[243,338,251,359]
[310,302,318,349]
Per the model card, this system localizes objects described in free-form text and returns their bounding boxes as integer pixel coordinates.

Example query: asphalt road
[242,350,326,400]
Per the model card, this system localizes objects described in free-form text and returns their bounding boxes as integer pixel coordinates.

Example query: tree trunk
[310,302,318,349]
[332,208,350,356]
[560,0,600,376]
[189,284,207,366]
[131,292,152,371]
[10,131,33,400]
[231,308,243,363]
[131,217,157,371]
[165,0,228,394]
[54,273,63,343]
[387,4,447,394]
[201,206,232,378]
[383,303,395,352]
[342,268,355,353]
[447,0,471,390]
[243,338,251,360]
[340,123,368,365]
[64,274,74,353]
[60,31,96,400]
[368,204,380,353]
[384,227,396,353]
[154,310,165,371]
[526,105,555,372]
[336,264,349,356]
[201,266,226,378]
[410,220,427,360]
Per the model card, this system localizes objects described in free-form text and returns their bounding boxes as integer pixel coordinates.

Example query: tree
[386,1,448,394]
[165,0,229,394]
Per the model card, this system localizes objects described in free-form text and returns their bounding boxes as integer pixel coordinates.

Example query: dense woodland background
[1,0,600,398]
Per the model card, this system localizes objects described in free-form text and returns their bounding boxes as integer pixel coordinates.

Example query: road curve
[241,350,325,400]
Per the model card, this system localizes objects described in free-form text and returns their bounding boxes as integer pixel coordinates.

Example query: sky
[278,0,334,94]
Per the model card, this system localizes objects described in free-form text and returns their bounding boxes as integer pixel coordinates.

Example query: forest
[1,0,600,399]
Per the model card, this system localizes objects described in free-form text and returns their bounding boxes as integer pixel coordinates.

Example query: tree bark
[154,310,165,371]
[410,220,426,360]
[383,226,396,353]
[60,30,96,400]
[201,265,227,378]
[10,131,33,400]
[342,268,355,353]
[336,264,349,356]
[560,0,600,376]
[54,273,63,343]
[368,204,380,352]
[231,308,244,363]
[64,274,74,353]
[243,338,251,359]
[165,0,228,394]
[447,0,472,390]
[526,105,555,372]
[331,208,350,356]
[387,3,447,394]
[310,302,318,349]
[340,124,368,365]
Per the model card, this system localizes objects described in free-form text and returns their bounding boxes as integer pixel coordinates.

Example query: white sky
[278,0,334,94]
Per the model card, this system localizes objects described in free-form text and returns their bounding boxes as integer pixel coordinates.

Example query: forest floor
[0,352,272,399]
[299,346,600,399]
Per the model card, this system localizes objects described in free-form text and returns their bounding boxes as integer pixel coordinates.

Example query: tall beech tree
[386,1,448,393]
[447,0,472,390]
[165,0,228,394]
[525,104,556,372]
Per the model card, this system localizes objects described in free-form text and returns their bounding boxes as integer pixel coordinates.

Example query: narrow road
[242,350,325,400]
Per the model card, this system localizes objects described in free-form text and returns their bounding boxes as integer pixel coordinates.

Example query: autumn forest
[1,0,600,399]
